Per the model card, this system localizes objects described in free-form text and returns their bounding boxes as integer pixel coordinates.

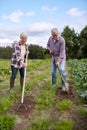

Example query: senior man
[47,28,67,91]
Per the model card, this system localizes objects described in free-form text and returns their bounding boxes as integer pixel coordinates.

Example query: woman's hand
[26,50,29,55]
[20,60,27,67]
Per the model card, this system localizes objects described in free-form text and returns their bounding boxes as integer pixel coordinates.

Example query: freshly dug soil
[9,95,35,118]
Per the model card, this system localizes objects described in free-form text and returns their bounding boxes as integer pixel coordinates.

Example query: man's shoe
[62,85,66,91]
[62,85,69,94]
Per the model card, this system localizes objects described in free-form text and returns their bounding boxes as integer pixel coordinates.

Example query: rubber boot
[52,72,56,87]
[20,78,24,91]
[10,78,15,92]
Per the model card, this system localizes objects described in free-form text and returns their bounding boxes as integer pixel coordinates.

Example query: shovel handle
[57,65,65,83]
[21,54,28,104]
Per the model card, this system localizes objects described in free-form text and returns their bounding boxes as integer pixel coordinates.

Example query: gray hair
[20,32,28,38]
[51,28,58,33]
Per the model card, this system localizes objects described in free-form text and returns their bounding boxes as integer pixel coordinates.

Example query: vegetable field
[0,59,87,130]
[67,59,87,103]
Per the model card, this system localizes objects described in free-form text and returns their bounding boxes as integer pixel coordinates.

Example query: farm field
[0,59,87,130]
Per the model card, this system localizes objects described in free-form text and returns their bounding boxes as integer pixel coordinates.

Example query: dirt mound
[9,95,35,118]
[56,83,75,101]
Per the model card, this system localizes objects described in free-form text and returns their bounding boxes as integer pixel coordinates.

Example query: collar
[19,41,27,46]
[52,36,60,41]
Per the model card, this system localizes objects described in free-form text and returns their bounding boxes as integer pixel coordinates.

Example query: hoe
[17,54,28,111]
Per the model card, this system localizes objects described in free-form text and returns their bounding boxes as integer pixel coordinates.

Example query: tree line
[0,25,87,59]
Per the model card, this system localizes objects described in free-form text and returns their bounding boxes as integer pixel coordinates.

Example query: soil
[8,81,87,130]
[55,81,87,130]
[9,95,35,118]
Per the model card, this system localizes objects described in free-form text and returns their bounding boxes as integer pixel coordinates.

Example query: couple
[10,28,68,93]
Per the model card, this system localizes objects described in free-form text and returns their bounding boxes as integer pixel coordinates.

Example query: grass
[0,96,12,114]
[28,118,74,130]
[54,120,73,130]
[0,59,80,130]
[35,83,56,110]
[0,114,17,130]
[0,59,53,129]
[79,105,87,117]
[29,118,51,130]
[25,67,51,91]
[56,99,72,111]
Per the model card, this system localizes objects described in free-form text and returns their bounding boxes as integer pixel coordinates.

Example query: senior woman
[10,33,29,92]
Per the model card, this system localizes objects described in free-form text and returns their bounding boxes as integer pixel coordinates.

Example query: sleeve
[59,37,66,59]
[15,44,22,62]
[24,44,29,60]
[47,37,51,51]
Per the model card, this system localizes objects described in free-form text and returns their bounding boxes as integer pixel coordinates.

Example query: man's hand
[56,61,60,67]
[49,49,53,54]
[56,58,61,67]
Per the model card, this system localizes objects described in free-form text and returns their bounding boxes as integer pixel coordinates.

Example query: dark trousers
[11,66,24,78]
[10,66,25,90]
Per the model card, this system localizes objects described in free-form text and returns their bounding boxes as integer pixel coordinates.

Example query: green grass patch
[56,99,72,111]
[79,105,87,117]
[25,67,51,91]
[54,120,73,130]
[35,82,56,110]
[0,97,12,113]
[27,59,50,72]
[29,118,51,130]
[0,114,16,130]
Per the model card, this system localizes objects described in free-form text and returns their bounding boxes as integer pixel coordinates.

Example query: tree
[61,26,80,59]
[80,25,87,58]
[0,46,12,59]
[28,44,45,59]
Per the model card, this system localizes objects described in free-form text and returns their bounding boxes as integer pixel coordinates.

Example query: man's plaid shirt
[11,42,28,68]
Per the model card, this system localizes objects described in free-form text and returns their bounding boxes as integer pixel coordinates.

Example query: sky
[0,0,87,48]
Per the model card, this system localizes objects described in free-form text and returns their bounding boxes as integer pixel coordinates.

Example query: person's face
[52,31,58,40]
[20,35,27,44]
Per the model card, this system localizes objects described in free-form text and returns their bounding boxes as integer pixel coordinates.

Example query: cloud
[29,36,49,47]
[26,11,35,16]
[0,21,86,48]
[1,10,23,23]
[67,8,85,16]
[0,39,13,47]
[1,10,36,23]
[42,6,58,11]
[27,22,55,36]
[0,22,55,47]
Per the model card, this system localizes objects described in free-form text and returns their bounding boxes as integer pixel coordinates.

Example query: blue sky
[0,0,87,47]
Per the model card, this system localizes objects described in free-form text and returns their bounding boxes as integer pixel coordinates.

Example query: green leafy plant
[67,59,87,102]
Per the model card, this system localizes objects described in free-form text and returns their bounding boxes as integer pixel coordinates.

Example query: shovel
[17,54,28,111]
[57,65,69,93]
